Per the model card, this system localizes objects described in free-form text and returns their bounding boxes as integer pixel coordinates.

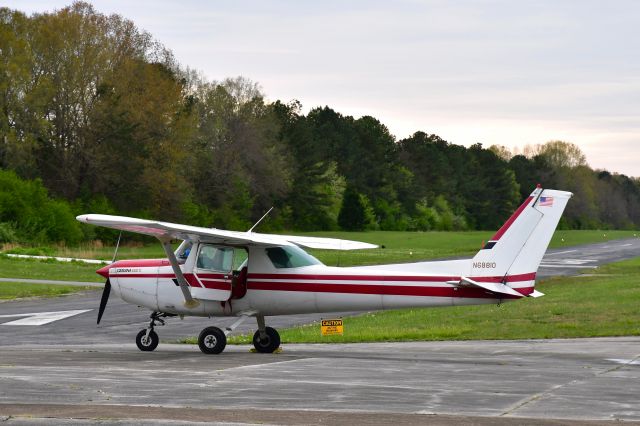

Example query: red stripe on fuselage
[248,281,532,299]
[112,259,169,267]
[247,272,535,283]
[490,196,534,241]
[109,271,230,291]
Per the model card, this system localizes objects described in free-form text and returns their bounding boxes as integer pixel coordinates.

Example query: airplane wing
[76,214,377,250]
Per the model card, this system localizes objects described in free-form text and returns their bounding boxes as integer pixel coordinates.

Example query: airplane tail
[469,185,572,296]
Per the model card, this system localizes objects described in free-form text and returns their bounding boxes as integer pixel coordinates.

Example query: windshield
[265,246,323,269]
[175,240,193,263]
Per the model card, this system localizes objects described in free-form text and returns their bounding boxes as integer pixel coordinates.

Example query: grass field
[2,229,636,266]
[0,230,636,285]
[306,229,637,266]
[0,255,104,282]
[217,257,640,344]
[0,282,96,300]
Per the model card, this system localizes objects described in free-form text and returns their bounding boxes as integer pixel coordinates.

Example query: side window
[265,246,322,269]
[196,245,233,272]
[232,248,248,270]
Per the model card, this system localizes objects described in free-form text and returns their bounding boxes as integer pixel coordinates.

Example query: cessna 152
[77,185,571,355]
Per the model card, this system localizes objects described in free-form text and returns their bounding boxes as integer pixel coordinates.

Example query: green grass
[0,282,96,300]
[0,255,104,282]
[3,229,636,267]
[0,231,636,285]
[3,242,167,261]
[216,257,640,344]
[306,229,636,266]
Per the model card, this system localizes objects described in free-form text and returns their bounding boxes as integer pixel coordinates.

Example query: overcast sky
[8,0,640,177]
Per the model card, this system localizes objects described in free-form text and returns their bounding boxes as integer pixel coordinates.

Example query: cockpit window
[176,241,193,263]
[265,246,322,269]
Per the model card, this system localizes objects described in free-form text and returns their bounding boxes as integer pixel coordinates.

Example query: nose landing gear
[135,311,171,352]
[136,329,159,351]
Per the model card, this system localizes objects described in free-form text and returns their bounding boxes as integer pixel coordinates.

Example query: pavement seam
[498,382,570,417]
[597,353,640,375]
[500,352,640,418]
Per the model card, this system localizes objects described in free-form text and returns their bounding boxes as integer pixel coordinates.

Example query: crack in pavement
[500,352,640,417]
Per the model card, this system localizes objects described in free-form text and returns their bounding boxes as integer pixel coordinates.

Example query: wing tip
[76,214,90,223]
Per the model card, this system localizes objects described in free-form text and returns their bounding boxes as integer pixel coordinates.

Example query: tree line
[1,3,638,244]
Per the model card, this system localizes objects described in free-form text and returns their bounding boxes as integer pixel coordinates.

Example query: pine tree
[338,186,366,231]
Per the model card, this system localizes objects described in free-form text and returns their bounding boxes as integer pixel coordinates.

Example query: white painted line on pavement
[544,250,578,256]
[0,277,102,287]
[607,358,640,366]
[540,258,598,265]
[5,254,109,265]
[539,265,598,269]
[0,309,92,326]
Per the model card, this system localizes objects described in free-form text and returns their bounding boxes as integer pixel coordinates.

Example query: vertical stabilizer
[470,186,572,294]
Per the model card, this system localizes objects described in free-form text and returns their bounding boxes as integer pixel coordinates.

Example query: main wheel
[198,326,227,354]
[136,329,159,352]
[252,326,280,353]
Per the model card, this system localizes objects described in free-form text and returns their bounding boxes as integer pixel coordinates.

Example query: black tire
[198,326,227,354]
[252,326,280,353]
[136,329,159,352]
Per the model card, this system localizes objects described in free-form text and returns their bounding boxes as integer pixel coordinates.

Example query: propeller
[97,231,122,325]
[97,279,111,324]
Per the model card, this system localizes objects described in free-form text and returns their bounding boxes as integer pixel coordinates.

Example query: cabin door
[189,245,234,301]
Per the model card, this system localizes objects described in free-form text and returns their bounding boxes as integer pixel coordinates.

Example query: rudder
[470,186,572,295]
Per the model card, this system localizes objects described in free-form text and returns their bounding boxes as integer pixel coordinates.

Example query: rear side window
[265,246,322,269]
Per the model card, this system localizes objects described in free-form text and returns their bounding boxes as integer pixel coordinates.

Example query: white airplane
[76,185,571,354]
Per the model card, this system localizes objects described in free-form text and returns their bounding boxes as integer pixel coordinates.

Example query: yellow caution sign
[321,318,343,336]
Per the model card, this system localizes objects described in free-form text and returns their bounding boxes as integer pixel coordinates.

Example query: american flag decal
[539,196,554,207]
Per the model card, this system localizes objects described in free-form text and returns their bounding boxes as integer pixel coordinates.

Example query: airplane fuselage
[105,243,533,318]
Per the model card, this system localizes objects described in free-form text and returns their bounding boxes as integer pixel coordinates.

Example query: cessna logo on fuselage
[114,268,142,273]
[473,262,496,269]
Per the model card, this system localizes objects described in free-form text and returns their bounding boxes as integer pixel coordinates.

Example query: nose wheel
[136,329,159,351]
[135,311,170,352]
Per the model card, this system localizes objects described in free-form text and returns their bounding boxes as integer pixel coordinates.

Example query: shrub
[0,169,83,244]
[0,222,17,243]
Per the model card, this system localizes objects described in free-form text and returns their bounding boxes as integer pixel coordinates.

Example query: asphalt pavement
[0,237,639,424]
[1,338,639,424]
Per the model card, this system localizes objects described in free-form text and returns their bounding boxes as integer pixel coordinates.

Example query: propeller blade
[97,278,111,325]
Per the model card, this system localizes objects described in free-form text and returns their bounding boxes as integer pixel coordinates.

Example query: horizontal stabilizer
[528,290,545,298]
[447,276,524,298]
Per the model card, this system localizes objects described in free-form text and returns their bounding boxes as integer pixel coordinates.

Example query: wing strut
[161,240,200,308]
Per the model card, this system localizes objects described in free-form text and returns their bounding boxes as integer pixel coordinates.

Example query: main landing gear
[198,326,226,354]
[252,315,280,353]
[196,314,280,355]
[134,312,281,354]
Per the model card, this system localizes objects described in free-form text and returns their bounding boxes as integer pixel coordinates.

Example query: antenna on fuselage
[248,207,274,233]
[111,231,123,263]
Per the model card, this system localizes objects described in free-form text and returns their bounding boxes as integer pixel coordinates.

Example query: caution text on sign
[321,318,343,336]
